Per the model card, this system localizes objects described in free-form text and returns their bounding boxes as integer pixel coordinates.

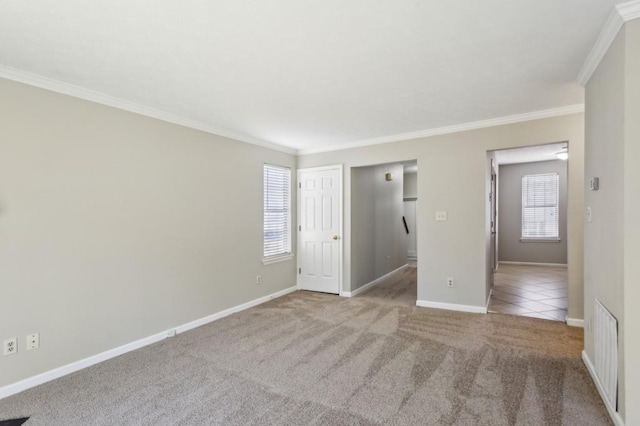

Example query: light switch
[435,211,447,222]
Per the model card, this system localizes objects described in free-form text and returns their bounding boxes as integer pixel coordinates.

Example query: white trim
[499,261,568,268]
[174,286,296,334]
[0,65,295,155]
[297,105,584,155]
[576,9,624,86]
[296,164,344,173]
[576,0,640,86]
[486,288,493,310]
[582,350,625,426]
[262,254,294,265]
[0,286,296,400]
[340,264,408,298]
[416,299,488,314]
[519,238,561,243]
[566,318,585,328]
[617,0,640,21]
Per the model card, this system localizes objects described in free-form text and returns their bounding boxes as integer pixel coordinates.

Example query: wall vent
[594,299,618,410]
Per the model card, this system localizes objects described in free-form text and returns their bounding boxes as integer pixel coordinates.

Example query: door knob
[333,235,340,240]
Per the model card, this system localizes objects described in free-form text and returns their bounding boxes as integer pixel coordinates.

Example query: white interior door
[297,166,342,294]
[404,200,417,259]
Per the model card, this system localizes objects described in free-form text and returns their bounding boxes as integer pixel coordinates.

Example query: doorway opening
[349,160,418,306]
[487,143,569,322]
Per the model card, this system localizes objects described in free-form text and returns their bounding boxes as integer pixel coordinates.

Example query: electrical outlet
[256,275,262,285]
[26,333,39,350]
[166,329,177,337]
[436,211,448,222]
[4,338,17,356]
[447,278,454,288]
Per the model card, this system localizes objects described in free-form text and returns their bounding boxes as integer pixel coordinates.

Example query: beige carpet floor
[0,266,611,425]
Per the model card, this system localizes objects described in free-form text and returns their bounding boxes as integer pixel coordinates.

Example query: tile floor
[488,263,568,322]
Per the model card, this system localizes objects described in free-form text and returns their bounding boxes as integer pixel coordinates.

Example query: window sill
[262,254,294,265]
[520,238,561,243]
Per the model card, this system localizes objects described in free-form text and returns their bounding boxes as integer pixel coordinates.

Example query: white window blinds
[521,173,559,239]
[264,164,291,259]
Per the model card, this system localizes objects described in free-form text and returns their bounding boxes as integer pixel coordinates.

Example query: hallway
[356,262,417,307]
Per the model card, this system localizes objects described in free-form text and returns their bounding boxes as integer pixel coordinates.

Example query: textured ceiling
[0,0,622,152]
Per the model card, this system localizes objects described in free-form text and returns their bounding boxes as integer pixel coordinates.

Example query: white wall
[351,163,406,291]
[0,78,297,388]
[298,114,584,314]
[498,160,568,264]
[584,18,640,423]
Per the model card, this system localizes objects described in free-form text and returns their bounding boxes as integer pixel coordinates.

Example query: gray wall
[498,160,568,264]
[403,172,417,198]
[351,167,377,289]
[351,164,406,291]
[0,78,297,388]
[298,113,584,316]
[584,18,640,423]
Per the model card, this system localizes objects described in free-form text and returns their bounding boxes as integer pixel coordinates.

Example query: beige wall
[585,17,640,424]
[298,113,584,314]
[584,23,626,420]
[0,78,297,387]
[623,19,640,426]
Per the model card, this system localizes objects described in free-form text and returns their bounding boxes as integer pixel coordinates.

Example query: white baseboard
[566,317,585,328]
[582,351,624,426]
[0,285,297,400]
[499,261,568,268]
[340,264,408,298]
[175,286,297,334]
[0,330,168,401]
[416,299,488,314]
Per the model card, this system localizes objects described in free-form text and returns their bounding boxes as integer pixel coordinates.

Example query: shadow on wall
[351,162,409,292]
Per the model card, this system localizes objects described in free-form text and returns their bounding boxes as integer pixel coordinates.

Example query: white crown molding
[0,64,585,157]
[0,65,296,155]
[576,0,640,86]
[297,104,585,155]
[617,0,640,21]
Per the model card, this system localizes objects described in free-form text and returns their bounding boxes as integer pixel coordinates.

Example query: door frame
[296,164,343,294]
[489,159,497,288]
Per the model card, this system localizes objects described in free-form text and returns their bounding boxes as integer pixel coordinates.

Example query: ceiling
[494,143,567,165]
[0,1,622,153]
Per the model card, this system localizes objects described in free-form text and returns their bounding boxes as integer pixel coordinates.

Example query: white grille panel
[594,299,618,410]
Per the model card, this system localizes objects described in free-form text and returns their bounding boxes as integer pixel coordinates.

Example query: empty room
[1,1,639,425]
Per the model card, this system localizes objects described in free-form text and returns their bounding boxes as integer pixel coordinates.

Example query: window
[521,173,559,240]
[263,164,291,261]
